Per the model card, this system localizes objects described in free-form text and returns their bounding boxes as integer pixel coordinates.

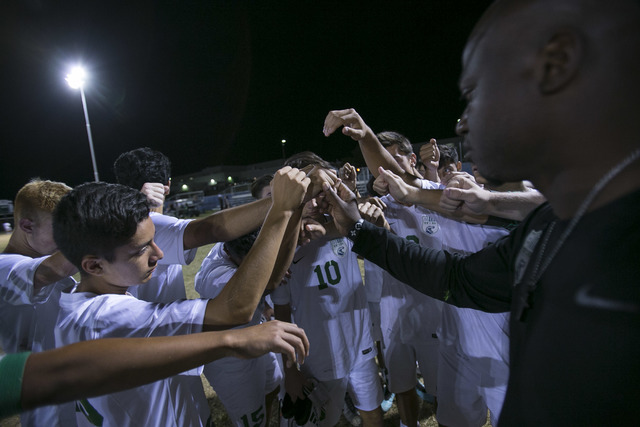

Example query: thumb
[342,126,365,141]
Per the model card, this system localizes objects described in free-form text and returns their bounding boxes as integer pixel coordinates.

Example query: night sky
[0,1,493,200]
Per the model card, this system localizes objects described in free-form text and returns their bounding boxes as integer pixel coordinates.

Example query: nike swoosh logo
[292,256,305,264]
[574,283,639,313]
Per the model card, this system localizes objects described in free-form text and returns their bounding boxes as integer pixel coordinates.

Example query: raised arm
[32,252,77,291]
[323,108,422,186]
[440,172,545,221]
[202,167,310,328]
[18,322,309,413]
[182,197,272,250]
[376,167,487,224]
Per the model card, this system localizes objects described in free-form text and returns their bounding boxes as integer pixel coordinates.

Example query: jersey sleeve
[0,254,71,305]
[150,213,197,266]
[419,179,443,190]
[0,352,30,418]
[194,244,237,299]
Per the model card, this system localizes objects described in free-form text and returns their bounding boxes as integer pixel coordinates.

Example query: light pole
[66,66,99,182]
[281,139,286,160]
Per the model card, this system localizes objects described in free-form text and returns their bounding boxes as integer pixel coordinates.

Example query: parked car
[0,199,14,231]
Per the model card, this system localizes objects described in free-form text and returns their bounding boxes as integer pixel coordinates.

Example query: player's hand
[231,321,309,368]
[440,173,490,215]
[365,197,387,211]
[140,182,168,208]
[419,138,440,173]
[319,180,361,236]
[358,201,390,230]
[377,167,419,205]
[372,174,390,196]
[271,166,310,213]
[303,166,337,202]
[322,108,374,142]
[339,162,358,192]
[298,218,327,246]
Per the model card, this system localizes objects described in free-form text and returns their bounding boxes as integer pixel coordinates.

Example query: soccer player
[0,179,78,426]
[53,167,308,426]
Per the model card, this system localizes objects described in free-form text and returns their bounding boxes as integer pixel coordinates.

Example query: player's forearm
[357,131,421,188]
[485,191,546,221]
[203,207,294,327]
[33,252,77,291]
[22,332,237,409]
[357,131,406,178]
[183,197,271,249]
[410,188,487,224]
[267,207,303,290]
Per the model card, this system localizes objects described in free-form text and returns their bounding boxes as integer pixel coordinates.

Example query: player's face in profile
[385,144,415,175]
[101,217,164,287]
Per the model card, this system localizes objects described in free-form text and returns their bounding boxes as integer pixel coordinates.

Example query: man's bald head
[457,0,640,185]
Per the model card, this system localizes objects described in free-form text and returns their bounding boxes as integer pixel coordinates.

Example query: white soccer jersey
[56,291,211,427]
[127,212,195,303]
[0,253,77,427]
[194,243,282,426]
[271,238,375,382]
[377,196,446,344]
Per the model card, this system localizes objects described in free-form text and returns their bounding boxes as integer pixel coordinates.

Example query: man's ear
[456,161,462,172]
[410,153,417,167]
[537,31,582,94]
[81,256,104,276]
[19,218,34,234]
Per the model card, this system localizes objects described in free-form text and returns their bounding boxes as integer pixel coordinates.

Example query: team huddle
[2,1,640,426]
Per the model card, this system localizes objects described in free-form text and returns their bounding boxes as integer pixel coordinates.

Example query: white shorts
[436,345,508,427]
[204,352,283,427]
[307,355,383,426]
[383,336,439,395]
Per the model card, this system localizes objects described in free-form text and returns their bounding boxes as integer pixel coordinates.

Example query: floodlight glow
[65,66,87,89]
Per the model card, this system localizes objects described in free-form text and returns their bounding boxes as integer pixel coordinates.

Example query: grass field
[0,229,489,427]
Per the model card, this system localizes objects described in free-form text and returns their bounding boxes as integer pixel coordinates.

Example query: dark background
[0,0,493,200]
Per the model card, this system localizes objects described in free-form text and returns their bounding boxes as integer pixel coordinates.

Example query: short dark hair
[53,182,150,269]
[377,131,413,155]
[284,151,334,170]
[250,174,273,199]
[438,144,460,169]
[113,147,171,190]
[224,228,260,262]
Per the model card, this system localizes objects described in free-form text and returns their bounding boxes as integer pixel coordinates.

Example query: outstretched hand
[303,166,338,202]
[322,108,373,142]
[377,167,417,205]
[271,166,310,212]
[440,172,489,215]
[319,180,361,236]
[298,217,327,246]
[419,138,440,177]
[231,320,309,368]
[358,201,389,230]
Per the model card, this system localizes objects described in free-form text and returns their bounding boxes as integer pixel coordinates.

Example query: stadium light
[66,66,100,182]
